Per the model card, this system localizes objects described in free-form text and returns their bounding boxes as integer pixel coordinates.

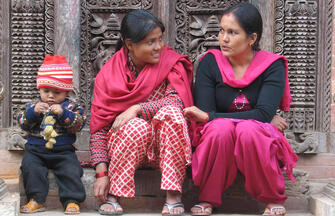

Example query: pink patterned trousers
[106,106,191,197]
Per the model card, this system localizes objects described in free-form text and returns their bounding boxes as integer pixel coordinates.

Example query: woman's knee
[157,105,185,122]
[235,120,259,149]
[202,118,235,143]
[121,118,152,137]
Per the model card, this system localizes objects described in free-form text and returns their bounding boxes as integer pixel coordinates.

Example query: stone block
[310,193,335,216]
[0,192,20,216]
[19,167,311,213]
[297,153,335,166]
[74,129,90,151]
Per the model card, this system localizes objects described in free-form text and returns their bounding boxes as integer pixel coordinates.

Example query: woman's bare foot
[263,203,286,215]
[190,202,213,216]
[98,195,123,214]
[162,190,184,215]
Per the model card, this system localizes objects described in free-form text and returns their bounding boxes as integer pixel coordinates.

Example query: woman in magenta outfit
[183,3,298,216]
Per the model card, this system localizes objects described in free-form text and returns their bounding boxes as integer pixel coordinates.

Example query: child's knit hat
[36,55,73,91]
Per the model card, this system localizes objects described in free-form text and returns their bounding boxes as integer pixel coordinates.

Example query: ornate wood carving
[0,0,4,127]
[0,81,4,102]
[317,0,333,132]
[7,128,27,150]
[174,0,242,64]
[80,0,154,117]
[274,0,333,153]
[10,0,55,127]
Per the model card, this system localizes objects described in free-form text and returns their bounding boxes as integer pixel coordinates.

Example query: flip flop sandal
[162,202,185,216]
[64,202,80,215]
[20,198,46,213]
[263,205,286,215]
[191,204,213,216]
[98,200,123,215]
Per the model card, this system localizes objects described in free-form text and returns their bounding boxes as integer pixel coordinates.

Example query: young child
[18,55,86,214]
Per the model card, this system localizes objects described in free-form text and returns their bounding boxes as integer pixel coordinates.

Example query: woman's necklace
[234,93,246,110]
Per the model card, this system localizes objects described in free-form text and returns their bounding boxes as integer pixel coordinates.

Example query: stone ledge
[0,192,20,216]
[19,168,311,214]
[310,183,335,216]
[310,193,335,216]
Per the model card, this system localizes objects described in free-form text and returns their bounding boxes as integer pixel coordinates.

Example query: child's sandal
[20,198,45,213]
[64,202,80,215]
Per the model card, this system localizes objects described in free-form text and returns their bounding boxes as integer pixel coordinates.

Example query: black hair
[223,2,263,51]
[116,9,165,51]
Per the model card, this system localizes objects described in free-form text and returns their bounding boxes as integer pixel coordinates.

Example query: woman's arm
[89,125,110,167]
[194,55,218,114]
[139,80,184,121]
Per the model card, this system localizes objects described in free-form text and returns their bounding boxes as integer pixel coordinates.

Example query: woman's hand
[112,105,141,131]
[94,176,110,203]
[93,163,110,203]
[183,106,209,123]
[270,114,287,132]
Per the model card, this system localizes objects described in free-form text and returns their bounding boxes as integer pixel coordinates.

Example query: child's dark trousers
[21,144,86,208]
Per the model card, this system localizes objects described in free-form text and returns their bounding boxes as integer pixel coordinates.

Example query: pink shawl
[90,46,193,134]
[202,49,292,111]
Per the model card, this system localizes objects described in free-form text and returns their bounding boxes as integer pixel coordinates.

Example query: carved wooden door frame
[0,0,333,153]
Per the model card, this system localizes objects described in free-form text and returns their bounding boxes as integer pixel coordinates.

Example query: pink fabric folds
[192,118,298,206]
[202,49,292,111]
[90,46,194,133]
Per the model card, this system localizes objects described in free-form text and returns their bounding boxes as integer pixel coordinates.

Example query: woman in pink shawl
[184,3,298,216]
[89,10,193,215]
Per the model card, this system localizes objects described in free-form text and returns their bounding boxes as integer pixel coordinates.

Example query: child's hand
[34,102,49,114]
[50,104,63,116]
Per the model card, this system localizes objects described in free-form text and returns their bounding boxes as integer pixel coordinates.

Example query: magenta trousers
[192,118,287,207]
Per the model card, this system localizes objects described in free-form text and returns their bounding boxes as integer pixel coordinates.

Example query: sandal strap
[104,200,120,209]
[164,202,184,212]
[193,204,205,212]
[21,199,44,213]
[263,205,286,215]
[65,202,79,212]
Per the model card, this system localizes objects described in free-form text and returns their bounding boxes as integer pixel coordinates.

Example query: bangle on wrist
[95,171,108,178]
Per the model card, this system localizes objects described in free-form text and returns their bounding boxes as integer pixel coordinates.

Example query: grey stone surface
[0,129,8,149]
[310,193,335,216]
[20,168,312,214]
[329,132,335,153]
[0,192,20,216]
[310,183,335,216]
[0,178,8,200]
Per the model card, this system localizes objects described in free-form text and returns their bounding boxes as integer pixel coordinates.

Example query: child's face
[39,88,68,106]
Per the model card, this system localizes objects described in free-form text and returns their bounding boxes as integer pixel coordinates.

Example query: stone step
[4,178,19,193]
[0,192,20,216]
[19,210,313,216]
[310,183,335,215]
[19,168,311,214]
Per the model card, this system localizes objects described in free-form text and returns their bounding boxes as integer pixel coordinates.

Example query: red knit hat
[36,55,73,91]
